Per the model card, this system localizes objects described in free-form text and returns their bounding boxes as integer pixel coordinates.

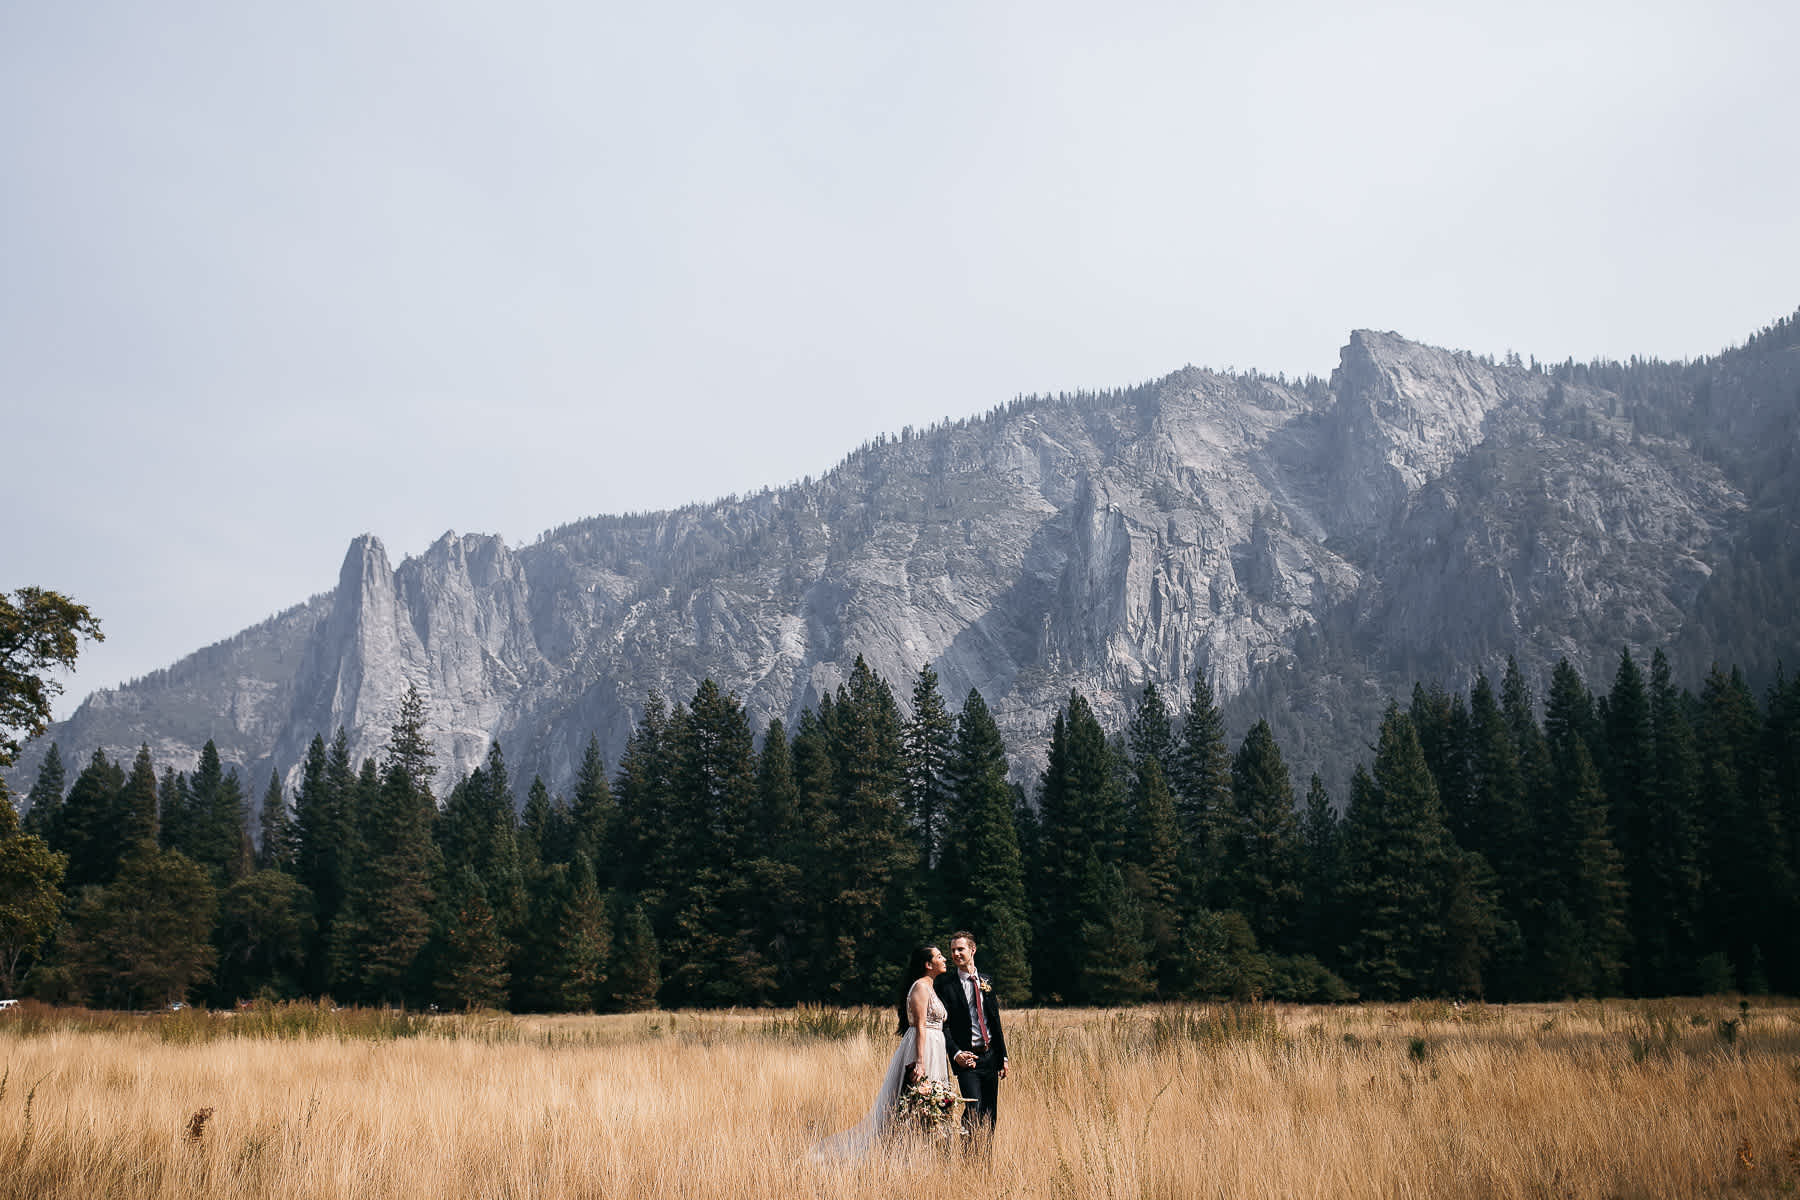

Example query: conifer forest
[11,648,1800,1011]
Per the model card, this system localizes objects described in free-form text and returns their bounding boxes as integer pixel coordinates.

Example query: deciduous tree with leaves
[0,588,101,771]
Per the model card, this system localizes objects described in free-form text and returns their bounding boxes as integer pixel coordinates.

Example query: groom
[935,929,1007,1143]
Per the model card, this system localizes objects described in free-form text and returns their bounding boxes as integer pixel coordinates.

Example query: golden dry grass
[3,998,1798,1199]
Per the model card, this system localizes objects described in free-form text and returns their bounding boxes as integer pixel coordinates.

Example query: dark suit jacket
[935,971,1006,1067]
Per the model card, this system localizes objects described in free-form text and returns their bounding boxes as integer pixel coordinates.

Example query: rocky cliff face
[14,317,1798,805]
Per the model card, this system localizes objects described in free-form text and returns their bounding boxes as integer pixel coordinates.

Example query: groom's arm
[935,976,968,1055]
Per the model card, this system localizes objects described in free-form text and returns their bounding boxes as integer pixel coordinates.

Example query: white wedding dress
[809,981,950,1162]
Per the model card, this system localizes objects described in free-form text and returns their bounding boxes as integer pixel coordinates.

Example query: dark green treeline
[15,649,1800,1009]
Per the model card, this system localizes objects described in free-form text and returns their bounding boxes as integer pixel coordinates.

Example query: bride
[809,945,951,1162]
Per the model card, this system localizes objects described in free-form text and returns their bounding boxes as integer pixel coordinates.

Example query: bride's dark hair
[896,945,939,1035]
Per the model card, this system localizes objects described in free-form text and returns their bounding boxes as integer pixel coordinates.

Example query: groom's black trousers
[953,1047,1001,1137]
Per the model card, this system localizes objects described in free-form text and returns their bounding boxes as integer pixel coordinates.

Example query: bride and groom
[812,930,1009,1161]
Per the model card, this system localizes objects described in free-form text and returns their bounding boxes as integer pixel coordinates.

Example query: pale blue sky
[5,0,1796,716]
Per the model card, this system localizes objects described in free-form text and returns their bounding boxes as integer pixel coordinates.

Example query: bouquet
[894,1077,962,1133]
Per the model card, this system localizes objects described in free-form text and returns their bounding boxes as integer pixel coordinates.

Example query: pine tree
[1130,756,1182,996]
[1542,659,1598,766]
[508,855,566,1013]
[1011,781,1041,931]
[332,710,440,1005]
[940,691,989,899]
[1538,661,1630,996]
[438,767,486,875]
[518,775,562,870]
[608,895,661,1011]
[942,688,1032,1003]
[817,659,920,1003]
[21,741,65,840]
[745,719,805,1000]
[180,741,249,883]
[57,748,125,889]
[660,679,772,1006]
[785,705,837,991]
[1298,773,1341,967]
[1411,683,1473,839]
[1696,665,1790,989]
[437,744,527,1007]
[754,718,801,848]
[1540,662,1598,755]
[1763,665,1800,992]
[1172,668,1233,907]
[156,764,190,856]
[257,769,297,873]
[386,683,438,801]
[1182,908,1271,1000]
[1228,719,1302,953]
[1604,650,1653,850]
[1076,858,1150,1004]
[903,664,956,870]
[1501,655,1560,993]
[294,730,353,994]
[548,854,612,1010]
[438,742,525,934]
[481,744,526,931]
[1340,708,1471,998]
[353,755,382,832]
[613,692,671,904]
[155,766,186,847]
[1633,650,1704,993]
[437,866,510,1010]
[1603,649,1656,991]
[1036,689,1129,1002]
[332,764,437,1005]
[1501,656,1552,807]
[1542,740,1630,995]
[120,743,160,849]
[1127,681,1177,782]
[564,736,611,877]
[228,771,255,881]
[68,843,217,1009]
[1437,840,1501,997]
[179,741,224,866]
[1465,670,1532,997]
[215,866,314,1002]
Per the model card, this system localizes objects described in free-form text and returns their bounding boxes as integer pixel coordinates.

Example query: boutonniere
[977,977,992,994]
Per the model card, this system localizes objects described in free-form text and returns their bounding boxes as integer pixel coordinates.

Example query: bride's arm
[905,981,931,1079]
[907,980,931,1032]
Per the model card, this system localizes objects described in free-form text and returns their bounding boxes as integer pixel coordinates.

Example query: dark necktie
[969,975,989,1047]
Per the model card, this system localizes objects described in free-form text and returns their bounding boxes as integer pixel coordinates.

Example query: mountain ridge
[13,312,1799,807]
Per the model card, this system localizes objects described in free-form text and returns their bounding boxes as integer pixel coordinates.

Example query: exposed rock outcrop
[14,316,1798,809]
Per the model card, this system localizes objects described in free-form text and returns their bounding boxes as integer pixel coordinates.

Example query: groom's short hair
[949,930,977,949]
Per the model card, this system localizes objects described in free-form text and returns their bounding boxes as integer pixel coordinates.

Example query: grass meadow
[2,997,1798,1199]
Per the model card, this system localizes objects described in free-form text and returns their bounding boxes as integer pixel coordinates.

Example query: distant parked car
[0,999,18,1010]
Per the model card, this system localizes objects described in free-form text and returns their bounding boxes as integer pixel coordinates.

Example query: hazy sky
[6,0,1796,718]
